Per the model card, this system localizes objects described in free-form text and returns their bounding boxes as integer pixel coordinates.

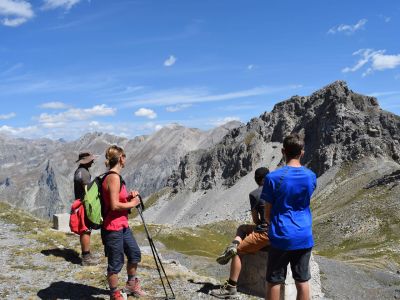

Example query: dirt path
[0,219,261,299]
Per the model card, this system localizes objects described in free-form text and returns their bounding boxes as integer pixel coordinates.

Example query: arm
[249,194,261,224]
[107,174,140,211]
[264,202,272,225]
[81,169,91,187]
[260,175,273,225]
[251,209,261,225]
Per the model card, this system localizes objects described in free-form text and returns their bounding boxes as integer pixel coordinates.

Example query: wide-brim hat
[76,152,96,164]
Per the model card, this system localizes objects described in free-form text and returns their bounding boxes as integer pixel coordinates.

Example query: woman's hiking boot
[124,278,146,297]
[216,243,237,265]
[210,281,238,299]
[110,289,127,300]
[81,253,97,266]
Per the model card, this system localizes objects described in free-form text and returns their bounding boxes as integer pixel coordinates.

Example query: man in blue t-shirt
[261,133,317,300]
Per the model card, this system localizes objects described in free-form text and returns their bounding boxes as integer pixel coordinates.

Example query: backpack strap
[101,171,124,191]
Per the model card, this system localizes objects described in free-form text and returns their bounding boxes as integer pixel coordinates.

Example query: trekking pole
[136,197,175,300]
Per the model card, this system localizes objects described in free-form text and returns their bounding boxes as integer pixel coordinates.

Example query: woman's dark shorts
[102,227,141,274]
[266,246,312,283]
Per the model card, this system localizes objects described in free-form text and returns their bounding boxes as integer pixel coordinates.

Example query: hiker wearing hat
[74,151,96,266]
[211,167,270,299]
[101,145,146,300]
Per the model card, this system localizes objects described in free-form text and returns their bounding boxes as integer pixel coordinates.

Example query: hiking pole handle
[135,194,145,211]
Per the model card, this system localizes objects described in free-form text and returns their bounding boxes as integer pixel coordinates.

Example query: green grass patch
[0,201,50,233]
[11,264,50,271]
[317,238,382,258]
[131,221,238,258]
[74,265,107,287]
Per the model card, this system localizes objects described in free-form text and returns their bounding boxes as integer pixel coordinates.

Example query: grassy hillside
[312,158,400,270]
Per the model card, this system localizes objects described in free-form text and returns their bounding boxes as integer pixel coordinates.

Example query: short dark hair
[283,133,304,158]
[254,167,269,185]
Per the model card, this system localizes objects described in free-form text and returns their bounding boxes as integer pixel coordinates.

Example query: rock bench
[237,251,323,299]
[52,213,70,232]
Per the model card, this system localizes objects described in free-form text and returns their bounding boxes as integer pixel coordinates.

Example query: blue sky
[0,0,399,140]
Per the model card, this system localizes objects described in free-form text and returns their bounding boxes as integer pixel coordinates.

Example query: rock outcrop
[167,81,400,194]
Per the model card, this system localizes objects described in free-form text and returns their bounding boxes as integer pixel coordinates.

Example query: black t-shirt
[74,166,91,200]
[249,186,266,224]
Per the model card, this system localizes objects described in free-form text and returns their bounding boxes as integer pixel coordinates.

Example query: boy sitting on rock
[211,167,270,299]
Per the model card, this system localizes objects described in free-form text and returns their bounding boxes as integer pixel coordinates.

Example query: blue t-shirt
[260,166,317,250]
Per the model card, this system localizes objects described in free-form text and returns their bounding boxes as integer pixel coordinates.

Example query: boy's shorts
[266,246,312,283]
[236,224,269,255]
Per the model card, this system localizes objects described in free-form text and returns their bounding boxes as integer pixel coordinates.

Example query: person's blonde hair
[105,145,125,168]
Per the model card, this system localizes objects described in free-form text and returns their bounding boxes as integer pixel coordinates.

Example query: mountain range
[0,121,241,219]
[1,80,399,273]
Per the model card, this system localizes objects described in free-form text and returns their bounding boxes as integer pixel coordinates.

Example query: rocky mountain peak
[168,81,400,194]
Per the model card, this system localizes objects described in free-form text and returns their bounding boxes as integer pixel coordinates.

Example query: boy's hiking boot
[210,281,238,299]
[110,289,127,300]
[216,243,237,265]
[124,278,146,297]
[81,253,97,266]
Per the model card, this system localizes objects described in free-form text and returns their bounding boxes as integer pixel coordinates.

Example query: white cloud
[38,104,116,124]
[0,118,141,140]
[165,103,192,112]
[0,112,16,120]
[342,49,400,76]
[136,121,163,132]
[379,15,391,23]
[42,0,81,11]
[367,91,400,98]
[372,53,400,70]
[208,116,241,127]
[0,124,38,135]
[89,120,115,131]
[328,19,367,35]
[0,0,34,27]
[41,121,65,128]
[134,108,157,119]
[123,85,302,107]
[164,55,177,67]
[39,101,69,109]
[0,63,23,75]
[247,64,256,70]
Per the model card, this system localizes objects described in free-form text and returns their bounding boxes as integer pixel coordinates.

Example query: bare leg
[80,232,90,253]
[127,262,138,276]
[266,282,281,300]
[108,273,119,289]
[229,255,242,282]
[295,281,310,300]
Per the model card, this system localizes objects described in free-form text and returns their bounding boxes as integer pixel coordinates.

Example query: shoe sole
[216,249,237,265]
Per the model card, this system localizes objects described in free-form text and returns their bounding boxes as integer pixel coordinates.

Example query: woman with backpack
[101,145,146,300]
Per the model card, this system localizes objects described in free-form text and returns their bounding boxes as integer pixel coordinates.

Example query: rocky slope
[0,121,241,219]
[142,81,400,271]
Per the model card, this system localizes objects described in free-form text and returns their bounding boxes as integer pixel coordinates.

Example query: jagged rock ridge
[167,81,400,193]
